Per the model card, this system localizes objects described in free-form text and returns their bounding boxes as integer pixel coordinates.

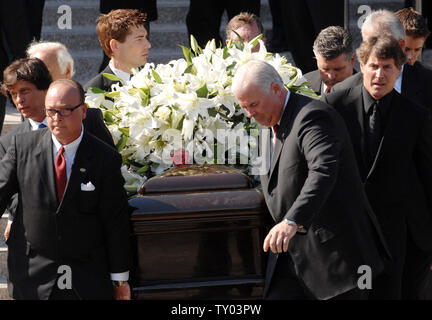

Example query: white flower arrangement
[85,35,317,194]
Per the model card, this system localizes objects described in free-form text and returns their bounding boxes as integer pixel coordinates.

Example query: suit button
[58,236,62,241]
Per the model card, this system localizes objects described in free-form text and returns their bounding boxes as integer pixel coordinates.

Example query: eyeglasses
[45,103,83,118]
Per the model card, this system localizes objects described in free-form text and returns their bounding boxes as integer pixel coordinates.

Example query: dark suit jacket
[323,86,432,255]
[0,109,114,221]
[0,129,130,299]
[332,63,432,111]
[261,93,389,300]
[84,65,121,93]
[303,69,357,96]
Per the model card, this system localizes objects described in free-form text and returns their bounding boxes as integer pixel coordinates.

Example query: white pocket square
[81,181,96,191]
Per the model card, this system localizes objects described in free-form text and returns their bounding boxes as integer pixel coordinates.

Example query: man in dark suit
[1,58,115,241]
[303,26,356,96]
[323,35,432,299]
[84,9,151,92]
[232,60,389,300]
[98,0,157,73]
[333,9,432,112]
[0,79,131,300]
[0,0,31,134]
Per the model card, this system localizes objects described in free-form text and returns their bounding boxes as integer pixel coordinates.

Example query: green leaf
[105,91,120,99]
[103,110,116,125]
[136,165,150,175]
[119,127,129,136]
[248,33,263,50]
[180,45,192,63]
[183,63,197,75]
[223,46,229,59]
[152,70,163,84]
[190,35,201,55]
[116,135,128,152]
[102,73,122,81]
[90,87,106,94]
[196,84,208,98]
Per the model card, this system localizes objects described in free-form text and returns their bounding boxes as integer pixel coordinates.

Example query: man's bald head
[45,79,87,145]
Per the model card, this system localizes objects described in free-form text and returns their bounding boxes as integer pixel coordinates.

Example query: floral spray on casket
[85,35,317,194]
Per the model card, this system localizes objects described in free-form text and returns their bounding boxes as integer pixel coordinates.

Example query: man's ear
[359,62,365,74]
[399,39,406,51]
[65,65,72,79]
[109,39,118,55]
[350,53,356,67]
[81,103,88,120]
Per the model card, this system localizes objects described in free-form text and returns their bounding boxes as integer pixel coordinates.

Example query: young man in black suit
[323,35,432,299]
[84,9,151,92]
[232,60,389,300]
[303,26,356,96]
[0,79,131,300]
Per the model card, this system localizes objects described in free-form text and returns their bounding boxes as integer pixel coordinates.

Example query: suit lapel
[268,93,299,180]
[57,132,94,212]
[34,130,58,209]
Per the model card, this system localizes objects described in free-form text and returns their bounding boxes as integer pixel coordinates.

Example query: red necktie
[325,86,331,94]
[55,146,67,202]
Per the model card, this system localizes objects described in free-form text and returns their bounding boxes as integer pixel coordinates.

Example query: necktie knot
[272,124,279,137]
[38,123,46,129]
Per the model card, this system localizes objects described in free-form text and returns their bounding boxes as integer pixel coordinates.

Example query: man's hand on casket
[263,221,298,253]
[113,281,131,300]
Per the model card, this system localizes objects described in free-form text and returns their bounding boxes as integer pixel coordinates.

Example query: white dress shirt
[109,60,131,83]
[28,118,48,131]
[51,128,129,281]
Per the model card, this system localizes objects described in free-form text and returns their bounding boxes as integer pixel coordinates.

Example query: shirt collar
[109,60,131,83]
[393,64,404,94]
[52,127,84,154]
[28,117,48,131]
[362,86,394,118]
[277,90,291,126]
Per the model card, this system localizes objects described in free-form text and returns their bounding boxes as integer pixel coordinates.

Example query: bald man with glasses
[0,58,115,245]
[0,79,131,300]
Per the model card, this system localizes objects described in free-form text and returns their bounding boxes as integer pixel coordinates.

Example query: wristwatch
[284,219,306,233]
[112,280,127,287]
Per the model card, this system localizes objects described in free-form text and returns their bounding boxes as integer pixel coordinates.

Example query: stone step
[0,283,11,300]
[42,0,272,27]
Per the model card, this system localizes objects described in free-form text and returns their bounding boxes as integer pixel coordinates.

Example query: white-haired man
[27,41,75,81]
[232,59,389,300]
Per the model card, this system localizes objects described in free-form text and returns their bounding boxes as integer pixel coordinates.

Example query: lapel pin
[80,168,86,173]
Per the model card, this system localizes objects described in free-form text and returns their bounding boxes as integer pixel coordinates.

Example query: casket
[128,164,267,299]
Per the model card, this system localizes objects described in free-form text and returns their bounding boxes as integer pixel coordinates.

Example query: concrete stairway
[40,0,274,85]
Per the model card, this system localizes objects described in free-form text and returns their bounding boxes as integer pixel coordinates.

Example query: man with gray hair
[303,26,356,95]
[27,41,75,81]
[231,59,389,300]
[333,9,432,114]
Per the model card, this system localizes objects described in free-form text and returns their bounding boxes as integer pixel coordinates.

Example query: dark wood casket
[128,164,267,299]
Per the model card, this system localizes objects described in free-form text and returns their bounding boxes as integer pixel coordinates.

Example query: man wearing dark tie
[232,60,389,300]
[333,9,432,114]
[302,26,356,96]
[323,35,432,299]
[0,79,131,299]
